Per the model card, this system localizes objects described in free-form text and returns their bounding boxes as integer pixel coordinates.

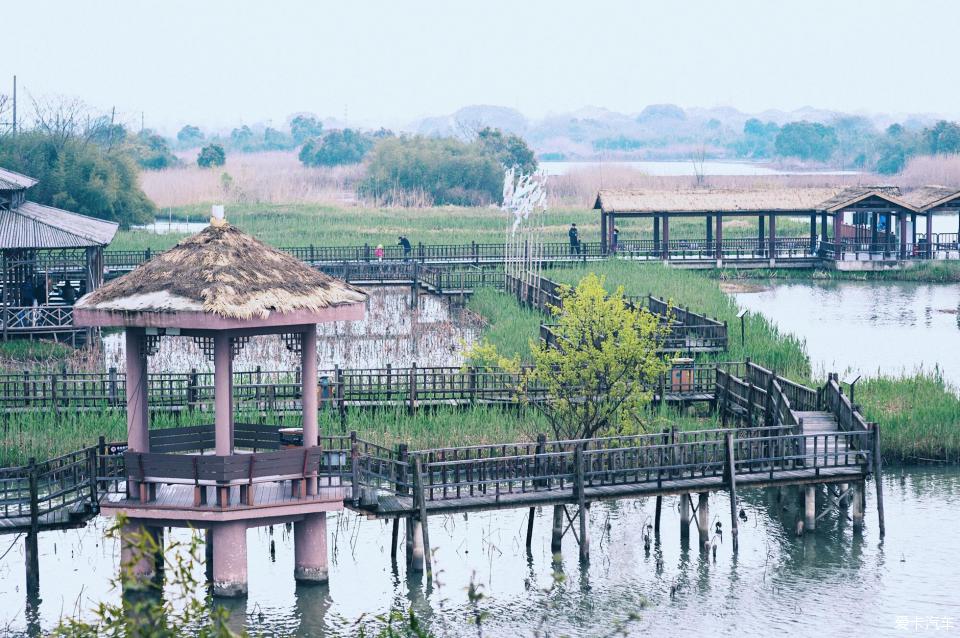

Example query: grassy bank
[0,403,715,466]
[548,261,810,378]
[715,260,960,284]
[113,202,812,253]
[545,261,959,462]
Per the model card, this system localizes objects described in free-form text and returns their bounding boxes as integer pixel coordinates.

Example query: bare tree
[691,141,707,187]
[31,94,88,147]
[0,93,10,136]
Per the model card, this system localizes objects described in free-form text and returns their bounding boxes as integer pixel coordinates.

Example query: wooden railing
[0,447,100,531]
[1,305,75,331]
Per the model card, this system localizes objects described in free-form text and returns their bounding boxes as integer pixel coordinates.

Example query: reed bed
[465,288,543,362]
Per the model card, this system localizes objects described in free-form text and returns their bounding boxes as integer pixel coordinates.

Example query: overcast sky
[4,0,958,133]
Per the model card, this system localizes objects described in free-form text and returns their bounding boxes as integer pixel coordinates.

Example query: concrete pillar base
[769,258,776,268]
[294,513,329,583]
[212,521,248,597]
[410,519,425,572]
[804,485,817,533]
[120,521,160,588]
[697,492,710,550]
[679,494,691,537]
[851,481,864,528]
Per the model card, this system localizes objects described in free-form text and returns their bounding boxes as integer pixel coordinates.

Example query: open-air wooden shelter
[0,167,118,343]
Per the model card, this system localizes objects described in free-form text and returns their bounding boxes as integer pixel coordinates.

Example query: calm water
[733,280,960,385]
[1,469,957,636]
[540,160,860,177]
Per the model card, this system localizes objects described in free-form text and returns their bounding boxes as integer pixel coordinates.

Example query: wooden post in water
[25,457,40,596]
[804,485,816,532]
[725,432,739,551]
[574,445,589,562]
[412,456,432,578]
[679,494,691,538]
[872,423,885,536]
[525,508,536,550]
[551,505,564,552]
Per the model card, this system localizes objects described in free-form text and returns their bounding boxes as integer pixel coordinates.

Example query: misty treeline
[0,95,157,226]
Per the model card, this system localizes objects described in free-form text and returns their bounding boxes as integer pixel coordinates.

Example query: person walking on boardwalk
[612,227,620,254]
[17,278,34,326]
[398,236,412,261]
[568,223,580,255]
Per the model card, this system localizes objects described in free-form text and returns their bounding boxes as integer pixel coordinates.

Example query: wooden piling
[575,445,589,562]
[551,505,564,552]
[391,518,400,561]
[725,432,739,551]
[679,494,691,537]
[525,507,535,550]
[412,456,432,577]
[872,423,885,537]
[697,492,709,550]
[851,481,864,529]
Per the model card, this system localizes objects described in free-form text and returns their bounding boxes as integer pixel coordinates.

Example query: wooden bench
[125,446,326,508]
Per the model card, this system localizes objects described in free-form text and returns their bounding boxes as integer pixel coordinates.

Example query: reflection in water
[100,287,482,372]
[3,468,958,636]
[734,281,960,384]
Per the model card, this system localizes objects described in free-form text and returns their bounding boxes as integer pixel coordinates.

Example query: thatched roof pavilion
[73,216,367,577]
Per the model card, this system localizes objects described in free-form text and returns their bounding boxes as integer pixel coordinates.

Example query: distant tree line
[0,97,156,226]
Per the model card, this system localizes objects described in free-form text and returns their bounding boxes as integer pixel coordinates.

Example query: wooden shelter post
[834,212,842,242]
[714,214,723,261]
[809,214,817,254]
[911,212,918,248]
[871,212,879,246]
[652,216,660,254]
[214,332,233,456]
[661,215,670,260]
[926,212,934,258]
[600,212,608,254]
[899,213,908,259]
[757,215,765,255]
[820,213,827,250]
[706,215,713,244]
[768,213,777,265]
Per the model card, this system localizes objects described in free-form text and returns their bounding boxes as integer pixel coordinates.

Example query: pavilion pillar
[212,521,247,597]
[809,214,817,254]
[706,215,713,244]
[911,212,918,248]
[884,213,892,252]
[926,212,934,258]
[600,212,608,254]
[608,214,615,252]
[652,216,660,257]
[214,332,233,456]
[757,215,765,255]
[871,212,879,247]
[125,329,149,455]
[820,213,828,248]
[834,212,843,245]
[899,213,908,259]
[714,214,723,263]
[662,215,670,260]
[294,512,329,583]
[119,520,158,587]
[768,213,777,267]
[302,328,319,494]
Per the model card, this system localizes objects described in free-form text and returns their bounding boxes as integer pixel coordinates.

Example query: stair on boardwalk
[796,411,848,464]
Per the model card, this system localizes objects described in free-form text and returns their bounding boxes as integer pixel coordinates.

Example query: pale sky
[3,0,958,133]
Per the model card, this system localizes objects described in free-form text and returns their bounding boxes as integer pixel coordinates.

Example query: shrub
[299,129,373,166]
[197,144,226,168]
[360,135,503,206]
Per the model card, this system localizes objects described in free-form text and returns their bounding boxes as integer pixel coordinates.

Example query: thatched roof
[593,187,844,214]
[902,186,960,211]
[818,185,916,212]
[594,185,927,214]
[0,201,119,249]
[76,223,366,320]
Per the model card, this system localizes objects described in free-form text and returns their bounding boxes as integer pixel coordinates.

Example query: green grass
[0,403,714,466]
[112,203,814,252]
[0,339,75,365]
[465,288,543,362]
[548,261,811,379]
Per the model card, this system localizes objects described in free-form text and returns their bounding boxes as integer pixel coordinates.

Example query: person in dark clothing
[61,281,77,306]
[612,227,620,253]
[19,279,35,307]
[568,223,580,255]
[398,236,412,261]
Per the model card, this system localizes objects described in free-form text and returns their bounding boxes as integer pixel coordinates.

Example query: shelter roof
[901,186,960,211]
[593,187,844,214]
[0,167,38,191]
[0,201,119,249]
[75,223,367,327]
